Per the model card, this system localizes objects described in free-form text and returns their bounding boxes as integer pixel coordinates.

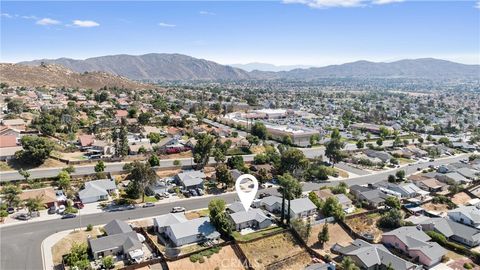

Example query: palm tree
[1,184,22,208]
[278,173,302,224]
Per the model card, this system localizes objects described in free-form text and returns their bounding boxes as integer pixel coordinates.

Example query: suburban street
[0,154,466,270]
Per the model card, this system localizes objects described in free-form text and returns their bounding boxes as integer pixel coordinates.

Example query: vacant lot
[423,202,450,213]
[168,245,244,270]
[307,223,353,258]
[51,228,102,265]
[345,213,384,242]
[185,209,209,220]
[265,251,313,270]
[451,192,473,206]
[240,232,304,270]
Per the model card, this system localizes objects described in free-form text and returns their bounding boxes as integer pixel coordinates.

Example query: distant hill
[18,55,480,81]
[0,63,151,89]
[230,62,313,72]
[250,58,480,80]
[19,53,251,81]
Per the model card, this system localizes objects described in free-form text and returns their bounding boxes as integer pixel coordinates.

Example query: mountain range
[16,54,480,81]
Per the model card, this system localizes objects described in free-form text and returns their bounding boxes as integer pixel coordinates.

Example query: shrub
[173,160,181,166]
[189,254,202,263]
[86,224,93,231]
[199,257,205,263]
[464,262,474,269]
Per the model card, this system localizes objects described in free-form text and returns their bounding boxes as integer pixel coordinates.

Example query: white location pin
[235,174,259,212]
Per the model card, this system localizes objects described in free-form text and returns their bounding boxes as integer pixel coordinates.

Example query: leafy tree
[325,129,346,167]
[251,122,268,140]
[18,169,30,181]
[15,136,54,165]
[102,256,114,269]
[448,183,464,194]
[138,112,152,125]
[341,257,360,270]
[0,210,8,221]
[94,91,109,103]
[7,99,24,114]
[128,108,138,118]
[148,132,162,144]
[94,160,106,173]
[193,133,215,170]
[148,154,160,167]
[318,223,329,247]
[282,135,293,145]
[308,191,324,209]
[246,135,260,147]
[227,155,245,171]
[208,198,232,237]
[117,126,129,157]
[291,218,311,240]
[395,170,406,181]
[379,126,391,139]
[1,184,22,207]
[356,140,364,149]
[310,134,320,146]
[376,138,383,146]
[215,164,234,188]
[438,137,451,147]
[378,208,404,229]
[25,196,42,214]
[418,137,424,143]
[64,243,89,269]
[330,182,348,194]
[64,165,76,174]
[57,170,71,191]
[212,148,226,164]
[385,196,401,210]
[253,153,269,165]
[322,196,345,221]
[130,161,157,202]
[278,148,308,177]
[387,174,397,183]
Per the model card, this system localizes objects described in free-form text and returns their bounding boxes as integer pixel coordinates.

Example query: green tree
[278,173,302,224]
[227,155,245,171]
[322,196,345,221]
[130,161,157,202]
[378,208,404,229]
[208,198,232,237]
[325,129,346,167]
[246,135,260,147]
[387,174,397,183]
[102,256,115,269]
[138,112,152,125]
[395,170,406,181]
[64,242,89,269]
[148,132,162,144]
[94,91,109,103]
[318,223,329,247]
[215,164,234,188]
[148,154,160,167]
[1,184,22,207]
[385,196,401,210]
[57,170,71,191]
[379,126,391,139]
[310,134,320,146]
[342,257,360,270]
[193,133,215,170]
[94,160,106,173]
[356,140,364,149]
[15,136,54,165]
[251,122,268,140]
[278,148,308,177]
[25,196,42,214]
[376,138,383,146]
[18,169,30,181]
[308,191,324,209]
[7,99,24,114]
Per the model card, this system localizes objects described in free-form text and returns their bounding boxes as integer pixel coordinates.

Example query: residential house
[381,226,446,267]
[0,135,21,161]
[287,198,317,219]
[153,213,188,233]
[260,196,283,213]
[456,167,479,181]
[1,119,26,131]
[228,208,272,231]
[364,149,392,163]
[375,181,428,199]
[175,171,205,190]
[337,239,421,270]
[79,179,117,203]
[164,217,220,247]
[227,201,247,213]
[420,218,480,247]
[335,194,355,213]
[88,219,144,262]
[18,187,57,208]
[409,175,447,193]
[78,134,95,150]
[448,206,480,229]
[350,185,390,208]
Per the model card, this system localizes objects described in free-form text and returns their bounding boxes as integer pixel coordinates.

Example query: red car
[74,201,84,209]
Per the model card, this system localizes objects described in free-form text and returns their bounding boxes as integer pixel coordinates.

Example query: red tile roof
[79,134,95,147]
[0,135,17,148]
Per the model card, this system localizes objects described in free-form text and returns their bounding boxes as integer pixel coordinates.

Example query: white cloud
[372,0,403,4]
[21,15,38,20]
[36,18,61,26]
[199,11,216,16]
[283,0,365,8]
[158,22,176,27]
[72,20,99,27]
[1,13,13,18]
[475,0,480,9]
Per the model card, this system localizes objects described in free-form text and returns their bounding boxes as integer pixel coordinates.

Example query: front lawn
[232,226,283,242]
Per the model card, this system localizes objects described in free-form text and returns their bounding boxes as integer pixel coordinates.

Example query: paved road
[336,162,369,176]
[0,155,466,270]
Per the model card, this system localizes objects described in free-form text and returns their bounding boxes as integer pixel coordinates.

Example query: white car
[171,206,186,213]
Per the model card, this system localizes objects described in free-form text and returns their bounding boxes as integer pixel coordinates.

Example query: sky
[1,0,479,67]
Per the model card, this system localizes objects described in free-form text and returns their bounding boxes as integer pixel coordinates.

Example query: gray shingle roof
[289,198,316,215]
[153,213,187,228]
[229,208,269,225]
[89,231,139,253]
[104,219,132,235]
[176,171,205,187]
[167,217,219,240]
[422,218,480,243]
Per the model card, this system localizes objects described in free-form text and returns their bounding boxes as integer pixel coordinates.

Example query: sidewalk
[41,229,73,270]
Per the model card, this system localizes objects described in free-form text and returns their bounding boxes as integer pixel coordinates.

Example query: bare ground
[307,223,354,258]
[168,245,244,270]
[51,227,102,265]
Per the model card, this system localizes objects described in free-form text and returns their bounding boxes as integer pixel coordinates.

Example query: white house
[164,217,220,247]
[287,197,317,219]
[260,196,283,213]
[448,206,480,229]
[153,213,187,233]
[79,179,117,203]
[228,209,272,231]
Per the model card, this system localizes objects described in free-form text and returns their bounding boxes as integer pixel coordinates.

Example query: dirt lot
[168,245,244,270]
[239,232,304,270]
[51,227,102,265]
[423,202,450,213]
[307,223,353,258]
[345,213,384,242]
[155,169,181,178]
[265,251,314,270]
[446,250,480,270]
[185,209,209,220]
[451,192,473,206]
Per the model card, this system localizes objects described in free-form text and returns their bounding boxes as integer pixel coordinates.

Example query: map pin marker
[235,174,259,212]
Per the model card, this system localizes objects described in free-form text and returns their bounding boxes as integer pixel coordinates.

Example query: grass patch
[143,196,158,203]
[398,158,414,164]
[232,226,283,242]
[0,162,13,171]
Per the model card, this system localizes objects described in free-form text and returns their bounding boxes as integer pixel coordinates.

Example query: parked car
[16,213,31,221]
[61,213,77,219]
[196,188,204,196]
[143,202,155,208]
[126,204,136,210]
[74,201,84,209]
[57,205,66,214]
[171,206,186,213]
[48,206,57,215]
[7,207,15,214]
[259,192,270,199]
[189,189,198,196]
